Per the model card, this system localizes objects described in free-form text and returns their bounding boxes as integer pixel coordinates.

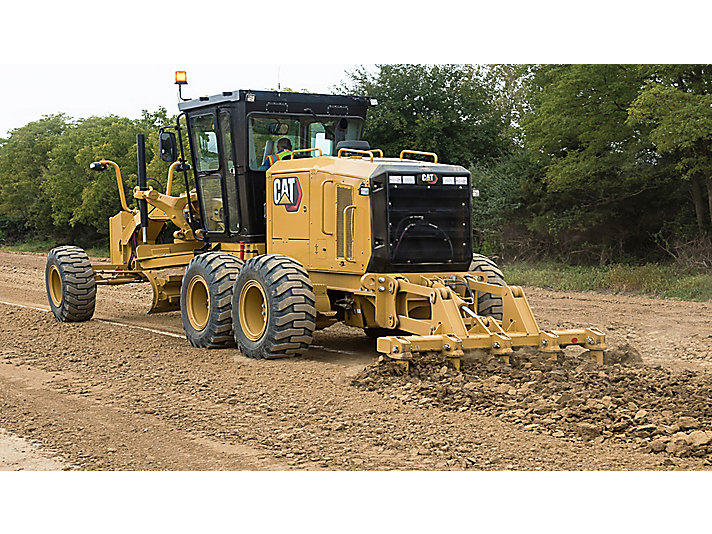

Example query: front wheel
[45,246,96,322]
[232,254,316,359]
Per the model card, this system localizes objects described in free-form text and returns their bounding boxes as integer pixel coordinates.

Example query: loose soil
[0,428,68,470]
[1,250,712,470]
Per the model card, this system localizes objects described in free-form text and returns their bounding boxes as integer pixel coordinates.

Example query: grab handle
[321,179,335,235]
[337,148,374,162]
[399,150,438,163]
[292,147,323,158]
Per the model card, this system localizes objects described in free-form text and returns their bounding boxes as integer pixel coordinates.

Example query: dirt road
[1,250,711,470]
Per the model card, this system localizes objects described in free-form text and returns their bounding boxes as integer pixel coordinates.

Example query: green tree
[481,64,535,145]
[44,115,146,235]
[470,150,533,257]
[0,108,178,245]
[521,64,680,263]
[341,64,509,167]
[0,114,70,239]
[628,65,712,233]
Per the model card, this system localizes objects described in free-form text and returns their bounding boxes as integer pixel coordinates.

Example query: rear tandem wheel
[469,253,506,321]
[232,254,316,359]
[180,252,244,348]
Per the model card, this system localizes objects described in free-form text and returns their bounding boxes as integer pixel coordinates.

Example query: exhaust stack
[136,134,149,244]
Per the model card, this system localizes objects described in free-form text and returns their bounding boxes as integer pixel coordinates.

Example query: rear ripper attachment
[365,272,606,371]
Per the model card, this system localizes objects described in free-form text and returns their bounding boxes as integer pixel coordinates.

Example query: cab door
[217,109,240,234]
[188,110,240,236]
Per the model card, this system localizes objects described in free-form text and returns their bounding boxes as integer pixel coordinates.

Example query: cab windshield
[248,114,364,170]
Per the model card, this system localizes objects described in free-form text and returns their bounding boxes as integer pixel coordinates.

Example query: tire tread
[46,246,96,322]
[180,252,244,348]
[233,254,316,359]
[469,253,506,321]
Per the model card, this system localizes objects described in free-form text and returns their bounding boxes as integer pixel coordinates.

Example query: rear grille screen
[387,182,469,265]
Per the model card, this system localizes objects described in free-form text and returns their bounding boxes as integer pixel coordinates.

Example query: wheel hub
[240,280,268,341]
[186,275,210,331]
[48,265,63,307]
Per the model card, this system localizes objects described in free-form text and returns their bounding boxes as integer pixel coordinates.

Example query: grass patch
[0,239,109,258]
[502,262,712,302]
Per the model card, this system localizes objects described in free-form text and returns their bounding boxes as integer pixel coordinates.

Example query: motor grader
[45,74,606,368]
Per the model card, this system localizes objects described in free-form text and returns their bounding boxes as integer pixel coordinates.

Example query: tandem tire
[232,254,316,359]
[181,252,244,348]
[469,253,505,321]
[45,246,96,322]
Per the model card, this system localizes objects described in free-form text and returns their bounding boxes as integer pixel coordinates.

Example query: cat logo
[273,176,303,212]
[421,173,438,184]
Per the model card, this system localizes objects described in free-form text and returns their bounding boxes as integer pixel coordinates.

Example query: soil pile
[353,347,712,459]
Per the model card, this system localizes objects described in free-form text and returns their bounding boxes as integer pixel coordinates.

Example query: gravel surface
[1,250,712,470]
[353,346,712,462]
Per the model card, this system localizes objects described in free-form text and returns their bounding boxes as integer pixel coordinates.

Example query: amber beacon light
[175,71,188,85]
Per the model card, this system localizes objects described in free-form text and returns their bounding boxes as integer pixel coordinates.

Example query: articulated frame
[356,273,606,370]
[89,163,264,314]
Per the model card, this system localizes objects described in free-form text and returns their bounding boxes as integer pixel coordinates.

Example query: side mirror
[159,132,178,163]
[89,161,107,172]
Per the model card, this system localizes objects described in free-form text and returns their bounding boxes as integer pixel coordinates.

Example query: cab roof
[177,89,374,113]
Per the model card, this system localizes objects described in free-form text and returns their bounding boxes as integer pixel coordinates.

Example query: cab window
[248,116,300,171]
[199,175,224,232]
[190,114,219,172]
[219,110,240,232]
[308,117,363,157]
[247,114,364,170]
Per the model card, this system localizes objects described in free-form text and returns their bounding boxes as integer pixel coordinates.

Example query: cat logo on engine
[273,176,303,212]
[421,173,438,184]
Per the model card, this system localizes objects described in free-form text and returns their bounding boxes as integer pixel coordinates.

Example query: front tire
[180,252,243,348]
[232,254,316,359]
[45,246,96,322]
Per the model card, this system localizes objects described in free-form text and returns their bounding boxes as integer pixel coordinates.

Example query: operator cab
[176,90,373,244]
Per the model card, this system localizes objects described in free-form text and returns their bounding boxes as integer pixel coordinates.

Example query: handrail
[399,150,438,164]
[100,159,133,213]
[321,179,335,235]
[370,148,384,158]
[343,205,357,262]
[165,160,183,197]
[337,148,374,162]
[291,147,323,158]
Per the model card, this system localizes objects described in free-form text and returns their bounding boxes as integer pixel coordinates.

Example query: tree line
[1,64,711,268]
[344,64,712,268]
[0,108,178,248]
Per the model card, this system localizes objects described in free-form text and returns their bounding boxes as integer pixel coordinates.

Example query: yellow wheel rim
[239,280,268,341]
[186,275,211,331]
[48,265,63,307]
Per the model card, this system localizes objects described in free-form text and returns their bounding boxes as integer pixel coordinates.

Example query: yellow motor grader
[45,75,606,368]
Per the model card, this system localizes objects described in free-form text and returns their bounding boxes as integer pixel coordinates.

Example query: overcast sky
[0,64,370,137]
[0,1,704,139]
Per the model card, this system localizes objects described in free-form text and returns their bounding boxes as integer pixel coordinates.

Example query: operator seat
[335,140,371,155]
